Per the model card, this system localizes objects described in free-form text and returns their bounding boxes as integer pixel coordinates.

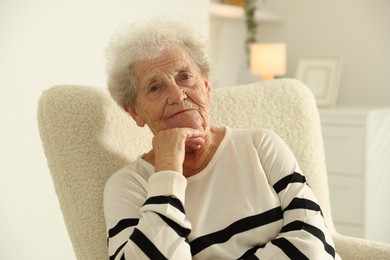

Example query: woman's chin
[166,117,204,130]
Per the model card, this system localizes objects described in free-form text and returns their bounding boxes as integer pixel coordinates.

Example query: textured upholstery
[38,79,390,259]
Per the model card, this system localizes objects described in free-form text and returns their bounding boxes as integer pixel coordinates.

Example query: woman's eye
[150,85,159,92]
[178,73,195,87]
[182,73,192,81]
[147,84,163,99]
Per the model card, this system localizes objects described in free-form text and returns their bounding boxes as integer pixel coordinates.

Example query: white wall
[210,17,249,88]
[210,0,390,106]
[0,0,208,259]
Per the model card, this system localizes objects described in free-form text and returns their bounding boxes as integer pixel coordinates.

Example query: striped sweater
[104,127,340,259]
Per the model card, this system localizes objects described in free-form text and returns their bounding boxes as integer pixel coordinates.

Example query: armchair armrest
[333,233,390,260]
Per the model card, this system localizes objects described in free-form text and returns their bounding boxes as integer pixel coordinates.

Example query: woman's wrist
[155,157,182,173]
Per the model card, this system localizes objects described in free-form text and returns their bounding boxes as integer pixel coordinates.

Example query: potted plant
[244,0,258,65]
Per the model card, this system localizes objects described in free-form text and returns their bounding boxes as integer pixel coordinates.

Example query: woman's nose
[167,85,187,105]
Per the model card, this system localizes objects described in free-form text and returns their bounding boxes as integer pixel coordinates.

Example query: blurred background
[1,0,389,259]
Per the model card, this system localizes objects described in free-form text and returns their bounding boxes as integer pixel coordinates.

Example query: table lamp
[250,43,286,81]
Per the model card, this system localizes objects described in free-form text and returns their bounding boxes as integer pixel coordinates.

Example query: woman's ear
[124,105,145,127]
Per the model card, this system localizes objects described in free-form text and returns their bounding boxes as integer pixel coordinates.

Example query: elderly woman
[104,19,339,260]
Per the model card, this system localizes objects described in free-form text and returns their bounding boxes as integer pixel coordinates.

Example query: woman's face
[126,44,210,135]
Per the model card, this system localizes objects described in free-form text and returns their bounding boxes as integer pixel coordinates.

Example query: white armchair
[38,79,390,259]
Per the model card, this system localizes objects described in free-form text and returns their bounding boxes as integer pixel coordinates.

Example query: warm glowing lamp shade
[250,43,286,80]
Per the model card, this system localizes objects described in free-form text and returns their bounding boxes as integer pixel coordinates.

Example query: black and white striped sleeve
[104,170,192,260]
[251,129,338,260]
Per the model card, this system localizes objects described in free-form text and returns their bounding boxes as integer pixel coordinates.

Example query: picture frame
[295,57,343,108]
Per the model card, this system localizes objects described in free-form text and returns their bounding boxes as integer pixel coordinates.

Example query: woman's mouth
[169,109,192,118]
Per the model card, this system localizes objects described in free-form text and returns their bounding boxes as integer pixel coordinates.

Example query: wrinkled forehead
[132,45,199,83]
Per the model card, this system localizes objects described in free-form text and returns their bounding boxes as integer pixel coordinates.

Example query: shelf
[209,3,283,22]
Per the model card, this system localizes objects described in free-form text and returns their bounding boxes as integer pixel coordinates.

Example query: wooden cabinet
[319,107,390,243]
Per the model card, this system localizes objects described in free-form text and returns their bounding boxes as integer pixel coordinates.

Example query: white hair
[105,18,211,108]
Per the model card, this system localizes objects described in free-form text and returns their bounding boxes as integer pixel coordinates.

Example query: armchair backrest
[38,78,334,260]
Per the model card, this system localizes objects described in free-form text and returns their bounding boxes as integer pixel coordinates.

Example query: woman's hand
[152,128,205,173]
